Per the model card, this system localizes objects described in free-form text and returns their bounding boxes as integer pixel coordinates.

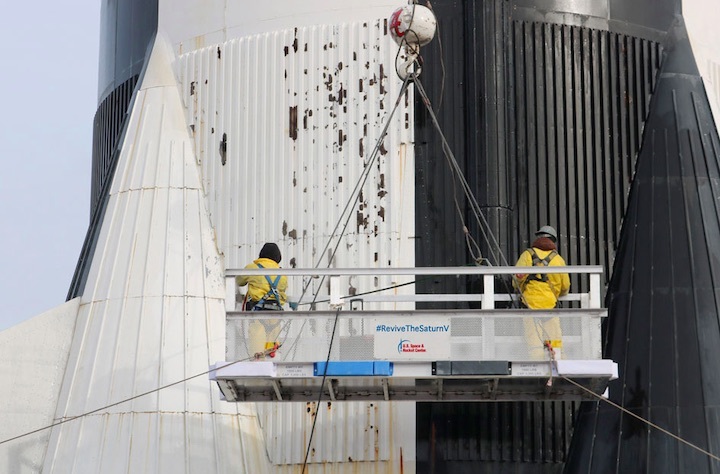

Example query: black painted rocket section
[414,0,720,472]
[564,19,720,474]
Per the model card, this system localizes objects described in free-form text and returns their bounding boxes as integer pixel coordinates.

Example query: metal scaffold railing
[211,266,617,402]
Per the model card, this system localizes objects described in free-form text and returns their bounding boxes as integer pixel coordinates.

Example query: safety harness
[519,248,560,309]
[251,263,282,311]
[524,248,557,283]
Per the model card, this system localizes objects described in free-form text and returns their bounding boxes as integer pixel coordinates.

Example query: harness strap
[520,248,560,307]
[252,263,282,311]
[525,248,557,283]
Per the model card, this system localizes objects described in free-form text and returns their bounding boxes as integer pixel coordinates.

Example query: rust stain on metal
[282,221,288,237]
[356,210,368,231]
[379,141,388,155]
[288,106,298,140]
[219,133,227,165]
[324,73,333,91]
[379,64,386,94]
[288,229,297,239]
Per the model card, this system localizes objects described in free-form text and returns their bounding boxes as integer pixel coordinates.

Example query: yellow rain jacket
[236,258,288,305]
[513,247,570,309]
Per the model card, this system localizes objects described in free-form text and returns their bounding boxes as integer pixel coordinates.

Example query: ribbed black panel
[68,0,157,299]
[90,76,137,214]
[415,0,516,308]
[98,0,158,102]
[414,1,665,472]
[564,23,720,474]
[417,402,578,472]
[509,22,662,289]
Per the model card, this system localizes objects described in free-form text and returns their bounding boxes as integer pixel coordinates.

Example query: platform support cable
[277,76,414,358]
[0,349,278,447]
[412,74,526,305]
[562,377,720,463]
[301,307,342,474]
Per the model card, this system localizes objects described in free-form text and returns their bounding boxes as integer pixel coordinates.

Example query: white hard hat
[535,225,558,241]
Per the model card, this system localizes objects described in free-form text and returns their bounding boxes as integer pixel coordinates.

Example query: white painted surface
[685,0,720,126]
[173,16,418,470]
[0,299,79,473]
[159,0,406,55]
[176,19,416,281]
[40,36,270,473]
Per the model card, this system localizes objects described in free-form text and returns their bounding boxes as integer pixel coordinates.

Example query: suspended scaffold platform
[210,266,617,402]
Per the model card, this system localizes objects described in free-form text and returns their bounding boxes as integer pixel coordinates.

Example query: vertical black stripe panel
[509,21,662,291]
[68,0,158,299]
[90,76,138,214]
[415,1,663,472]
[565,24,720,473]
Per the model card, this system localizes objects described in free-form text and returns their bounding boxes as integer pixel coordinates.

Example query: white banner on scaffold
[372,317,451,360]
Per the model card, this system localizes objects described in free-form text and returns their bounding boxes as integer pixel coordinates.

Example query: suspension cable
[0,351,274,447]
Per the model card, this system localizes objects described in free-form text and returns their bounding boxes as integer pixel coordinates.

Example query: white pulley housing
[389,4,437,48]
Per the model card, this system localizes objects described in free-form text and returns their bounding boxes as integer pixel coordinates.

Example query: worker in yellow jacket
[513,226,570,359]
[237,242,288,310]
[237,243,288,359]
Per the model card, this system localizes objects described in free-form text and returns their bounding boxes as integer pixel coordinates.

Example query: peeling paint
[289,106,298,140]
[379,64,386,94]
[219,133,227,166]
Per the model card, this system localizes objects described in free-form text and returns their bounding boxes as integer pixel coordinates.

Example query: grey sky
[0,2,100,330]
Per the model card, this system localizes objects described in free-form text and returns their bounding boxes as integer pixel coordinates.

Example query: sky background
[0,2,100,330]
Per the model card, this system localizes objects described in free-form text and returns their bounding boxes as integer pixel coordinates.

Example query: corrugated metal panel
[43,37,271,473]
[257,401,392,465]
[0,300,79,473]
[509,21,662,287]
[89,76,137,215]
[413,1,664,471]
[417,402,578,467]
[176,19,415,276]
[565,23,720,473]
[175,20,417,470]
